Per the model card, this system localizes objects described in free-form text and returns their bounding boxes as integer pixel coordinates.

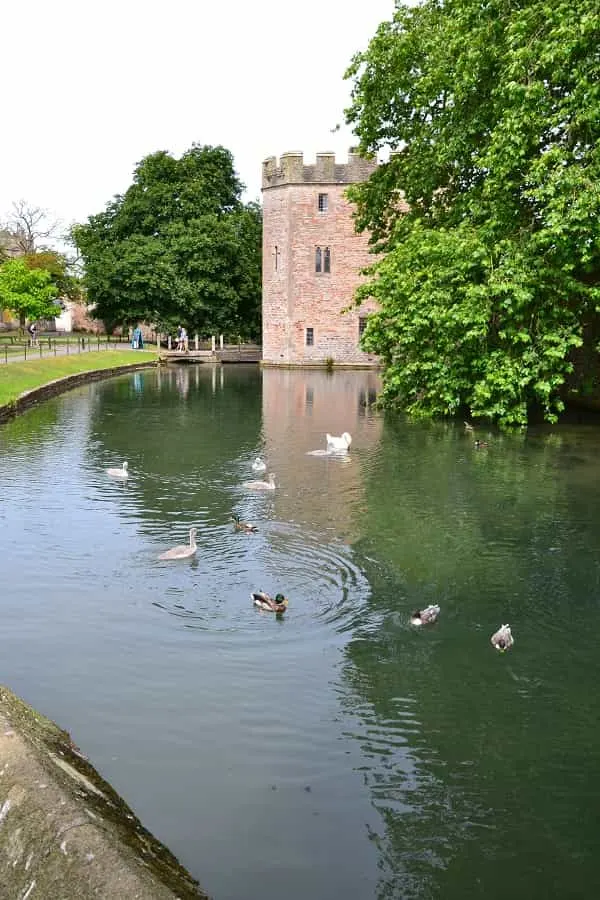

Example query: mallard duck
[410,604,441,626]
[326,432,352,450]
[251,591,289,613]
[491,624,514,652]
[252,457,267,473]
[231,514,258,533]
[243,473,276,491]
[106,461,128,479]
[474,439,488,449]
[158,527,198,560]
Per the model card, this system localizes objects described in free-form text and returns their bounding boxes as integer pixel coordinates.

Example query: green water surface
[0,364,599,899]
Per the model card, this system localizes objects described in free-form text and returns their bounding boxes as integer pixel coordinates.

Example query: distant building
[0,229,22,259]
[261,149,381,367]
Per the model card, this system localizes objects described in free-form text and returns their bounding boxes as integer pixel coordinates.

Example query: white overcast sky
[0,0,395,234]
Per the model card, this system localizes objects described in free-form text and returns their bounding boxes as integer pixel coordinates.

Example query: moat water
[1,364,600,899]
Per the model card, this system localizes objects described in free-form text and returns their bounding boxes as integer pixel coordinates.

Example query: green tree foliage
[24,251,82,301]
[0,258,59,325]
[71,145,262,339]
[345,0,600,426]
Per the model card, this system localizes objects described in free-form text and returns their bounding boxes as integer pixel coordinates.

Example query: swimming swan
[410,605,440,626]
[158,527,198,560]
[491,624,514,652]
[326,432,352,451]
[243,473,276,491]
[252,457,267,473]
[107,461,129,479]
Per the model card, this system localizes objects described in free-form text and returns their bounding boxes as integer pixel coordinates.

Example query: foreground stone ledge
[0,686,209,899]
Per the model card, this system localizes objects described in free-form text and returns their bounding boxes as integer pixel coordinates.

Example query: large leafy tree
[345,0,600,426]
[24,250,82,301]
[0,258,59,325]
[72,145,262,339]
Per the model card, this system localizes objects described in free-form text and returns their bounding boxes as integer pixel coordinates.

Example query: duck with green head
[231,514,258,533]
[251,591,289,613]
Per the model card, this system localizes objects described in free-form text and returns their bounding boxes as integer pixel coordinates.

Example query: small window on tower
[318,193,328,213]
[274,245,279,271]
[359,316,368,340]
[324,247,331,273]
[306,327,314,346]
[315,247,322,273]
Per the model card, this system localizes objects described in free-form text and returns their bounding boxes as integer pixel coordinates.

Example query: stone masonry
[261,150,380,367]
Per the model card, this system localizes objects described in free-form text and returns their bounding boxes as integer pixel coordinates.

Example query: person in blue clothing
[132,325,143,349]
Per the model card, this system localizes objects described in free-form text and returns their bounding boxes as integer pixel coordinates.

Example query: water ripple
[146,520,372,635]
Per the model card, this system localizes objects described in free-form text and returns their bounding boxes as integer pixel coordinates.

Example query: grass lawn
[0,350,158,407]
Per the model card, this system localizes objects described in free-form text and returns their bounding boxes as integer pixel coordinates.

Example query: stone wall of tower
[261,151,381,367]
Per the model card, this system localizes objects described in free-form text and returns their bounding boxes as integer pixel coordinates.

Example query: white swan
[326,432,352,451]
[243,473,276,491]
[158,527,198,560]
[107,461,128,479]
[252,457,267,473]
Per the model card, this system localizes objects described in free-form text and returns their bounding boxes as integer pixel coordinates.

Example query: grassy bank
[0,350,158,407]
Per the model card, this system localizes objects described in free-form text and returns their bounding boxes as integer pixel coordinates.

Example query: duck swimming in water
[326,432,352,451]
[106,461,128,479]
[491,624,514,651]
[231,514,258,533]
[252,457,267,473]
[158,527,198,560]
[410,605,441,626]
[251,591,289,613]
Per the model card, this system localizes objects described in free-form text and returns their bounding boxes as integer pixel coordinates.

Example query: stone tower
[261,149,379,366]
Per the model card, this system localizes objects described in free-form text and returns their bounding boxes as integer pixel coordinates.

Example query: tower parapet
[262,149,377,189]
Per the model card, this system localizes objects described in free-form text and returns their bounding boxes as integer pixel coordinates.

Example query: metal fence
[0,334,128,364]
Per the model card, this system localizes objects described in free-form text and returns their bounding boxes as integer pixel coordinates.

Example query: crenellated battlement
[262,148,377,189]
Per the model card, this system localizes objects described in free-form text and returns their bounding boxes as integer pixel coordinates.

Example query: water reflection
[336,418,600,898]
[2,368,600,899]
[261,368,383,542]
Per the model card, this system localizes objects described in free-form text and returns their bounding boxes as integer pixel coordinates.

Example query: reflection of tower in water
[261,368,383,539]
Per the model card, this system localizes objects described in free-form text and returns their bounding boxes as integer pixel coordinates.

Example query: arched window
[324,247,331,273]
[315,247,322,273]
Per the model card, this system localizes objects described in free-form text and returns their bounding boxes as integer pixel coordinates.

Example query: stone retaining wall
[0,361,158,425]
[0,686,208,899]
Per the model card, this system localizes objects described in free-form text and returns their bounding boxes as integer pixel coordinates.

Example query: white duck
[158,527,198,560]
[107,461,129,479]
[491,624,514,652]
[326,432,352,451]
[243,473,276,491]
[252,457,267,473]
